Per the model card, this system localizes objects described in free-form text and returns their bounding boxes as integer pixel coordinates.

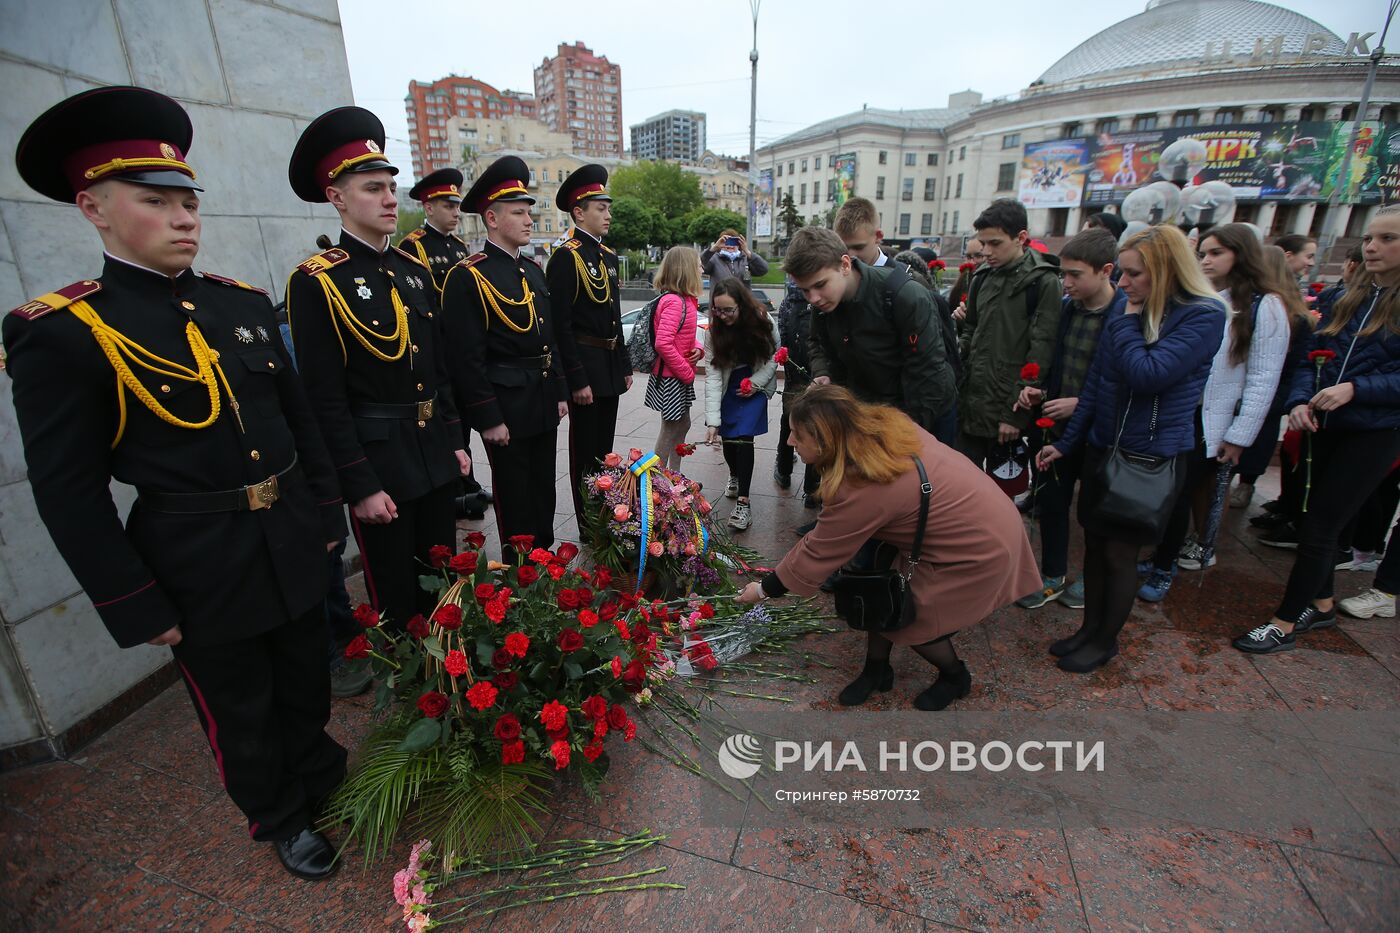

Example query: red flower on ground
[507,534,535,552]
[344,635,370,659]
[698,603,715,620]
[1308,349,1338,363]
[405,614,430,640]
[628,448,643,462]
[465,681,498,711]
[546,722,569,741]
[557,589,581,610]
[491,648,513,670]
[690,639,717,671]
[550,740,571,769]
[582,741,604,763]
[504,632,530,657]
[598,601,618,621]
[501,740,525,765]
[448,551,478,575]
[578,608,599,629]
[1020,362,1041,382]
[621,660,647,693]
[416,691,449,719]
[594,567,613,589]
[739,377,754,394]
[581,695,608,720]
[540,700,569,732]
[546,563,566,580]
[443,649,469,677]
[352,603,379,628]
[528,548,554,565]
[613,618,630,641]
[492,671,519,692]
[603,452,623,468]
[557,629,584,652]
[555,542,580,563]
[606,704,629,730]
[465,531,486,549]
[516,565,539,586]
[493,713,521,742]
[1035,417,1056,430]
[593,718,608,739]
[610,656,623,678]
[433,604,463,630]
[474,582,496,604]
[484,596,508,624]
[774,346,790,364]
[624,720,637,742]
[428,545,452,568]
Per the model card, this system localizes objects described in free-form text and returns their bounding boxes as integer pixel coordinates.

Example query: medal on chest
[354,277,372,300]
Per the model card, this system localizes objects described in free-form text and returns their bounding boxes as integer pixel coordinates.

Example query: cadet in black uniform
[545,164,631,531]
[7,87,347,880]
[398,167,491,520]
[285,107,469,631]
[441,156,567,562]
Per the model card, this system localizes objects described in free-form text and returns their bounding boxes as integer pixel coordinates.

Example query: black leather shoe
[838,661,894,706]
[913,662,972,711]
[1056,642,1119,673]
[772,464,792,489]
[794,520,817,537]
[476,487,494,504]
[1049,625,1094,658]
[274,826,338,881]
[455,494,487,520]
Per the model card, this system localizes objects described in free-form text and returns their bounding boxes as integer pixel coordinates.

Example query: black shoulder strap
[967,271,985,314]
[907,457,931,573]
[880,265,911,312]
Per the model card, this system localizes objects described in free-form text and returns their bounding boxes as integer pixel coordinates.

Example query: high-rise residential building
[533,41,623,158]
[405,75,537,178]
[630,110,706,162]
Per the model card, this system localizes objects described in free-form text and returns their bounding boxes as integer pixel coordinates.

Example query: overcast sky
[339,0,1378,183]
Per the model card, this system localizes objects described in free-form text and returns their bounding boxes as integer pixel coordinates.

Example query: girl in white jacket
[704,279,781,530]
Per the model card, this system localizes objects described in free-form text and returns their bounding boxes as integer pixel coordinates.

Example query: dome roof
[1037,0,1345,88]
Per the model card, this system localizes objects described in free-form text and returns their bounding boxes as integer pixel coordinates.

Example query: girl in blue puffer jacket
[1236,206,1400,653]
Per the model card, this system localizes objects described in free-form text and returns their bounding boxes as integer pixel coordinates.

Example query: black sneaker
[772,464,792,489]
[1249,511,1292,530]
[803,494,821,510]
[1262,498,1283,515]
[1232,622,1296,654]
[1291,605,1337,633]
[1258,525,1299,549]
[793,520,817,537]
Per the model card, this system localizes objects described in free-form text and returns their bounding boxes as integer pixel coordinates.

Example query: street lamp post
[747,1,760,246]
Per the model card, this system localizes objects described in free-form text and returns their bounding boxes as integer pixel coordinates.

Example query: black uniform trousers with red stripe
[350,481,458,630]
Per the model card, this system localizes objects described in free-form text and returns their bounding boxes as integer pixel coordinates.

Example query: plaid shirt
[1044,290,1123,437]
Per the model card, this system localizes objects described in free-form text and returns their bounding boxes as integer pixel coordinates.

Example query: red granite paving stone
[70,860,290,933]
[0,808,97,921]
[1251,646,1400,711]
[1064,826,1326,931]
[1335,620,1400,679]
[1118,631,1292,711]
[732,827,1083,930]
[1279,844,1400,929]
[77,689,226,794]
[483,816,928,932]
[979,612,1146,710]
[1299,741,1400,865]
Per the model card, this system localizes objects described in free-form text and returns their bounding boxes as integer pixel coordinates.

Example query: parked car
[618,291,774,345]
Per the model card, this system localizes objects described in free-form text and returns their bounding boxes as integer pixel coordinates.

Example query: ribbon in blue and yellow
[629,451,662,590]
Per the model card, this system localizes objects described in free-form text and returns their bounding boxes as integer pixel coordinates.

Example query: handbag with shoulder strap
[1092,393,1177,536]
[830,457,931,632]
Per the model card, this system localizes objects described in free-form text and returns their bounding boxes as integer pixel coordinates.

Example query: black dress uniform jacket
[545,231,629,396]
[441,240,566,438]
[285,230,463,504]
[399,223,469,296]
[4,257,346,649]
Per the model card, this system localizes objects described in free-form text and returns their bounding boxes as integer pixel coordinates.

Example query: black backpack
[880,264,963,380]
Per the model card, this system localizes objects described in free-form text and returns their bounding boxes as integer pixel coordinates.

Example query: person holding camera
[736,385,1039,711]
[702,228,768,290]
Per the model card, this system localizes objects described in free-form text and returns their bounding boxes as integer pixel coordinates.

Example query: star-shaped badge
[234,326,254,344]
[354,277,372,300]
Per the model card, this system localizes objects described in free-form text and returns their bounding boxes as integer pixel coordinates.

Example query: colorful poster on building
[1017,139,1089,207]
[1362,125,1400,204]
[832,153,857,206]
[754,168,774,237]
[1318,122,1386,203]
[1083,130,1168,205]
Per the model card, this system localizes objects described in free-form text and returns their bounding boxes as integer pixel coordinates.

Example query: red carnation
[344,634,370,660]
[630,620,653,646]
[1308,349,1337,363]
[433,603,463,630]
[352,603,379,628]
[546,722,570,741]
[1308,281,1326,295]
[550,740,571,769]
[504,631,530,657]
[493,713,521,743]
[501,740,525,765]
[582,741,604,763]
[574,586,593,605]
[594,567,613,589]
[540,699,569,732]
[621,659,647,693]
[578,608,600,629]
[1035,417,1056,430]
[474,582,496,604]
[528,547,555,565]
[606,704,629,730]
[428,545,452,568]
[557,628,584,652]
[675,442,695,457]
[1020,362,1040,382]
[448,551,478,575]
[465,681,498,711]
[618,591,640,609]
[493,671,519,692]
[507,534,535,553]
[491,648,513,670]
[405,614,430,640]
[484,596,508,624]
[555,542,580,563]
[610,656,623,678]
[959,261,976,272]
[740,377,753,394]
[593,718,608,739]
[546,563,566,580]
[624,720,637,742]
[580,695,608,721]
[932,259,946,269]
[517,565,539,586]
[443,649,469,677]
[416,691,449,719]
[774,346,790,365]
[465,531,486,549]
[690,639,717,671]
[698,603,715,620]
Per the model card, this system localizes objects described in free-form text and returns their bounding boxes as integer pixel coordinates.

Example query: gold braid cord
[67,299,242,448]
[317,275,409,362]
[468,265,536,333]
[571,249,611,304]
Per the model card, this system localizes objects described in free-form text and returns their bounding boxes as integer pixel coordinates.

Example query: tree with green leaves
[683,208,746,246]
[609,161,703,219]
[396,206,425,240]
[778,192,804,240]
[607,196,666,251]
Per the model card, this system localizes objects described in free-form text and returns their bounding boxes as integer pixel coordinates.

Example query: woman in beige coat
[738,385,1040,710]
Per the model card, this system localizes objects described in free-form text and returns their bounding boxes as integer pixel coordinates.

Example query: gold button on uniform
[250,450,261,461]
[416,420,426,428]
[411,344,419,353]
[159,384,171,393]
[416,383,424,391]
[266,361,275,369]
[180,300,195,311]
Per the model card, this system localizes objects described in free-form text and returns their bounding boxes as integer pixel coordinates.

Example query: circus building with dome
[755,0,1398,251]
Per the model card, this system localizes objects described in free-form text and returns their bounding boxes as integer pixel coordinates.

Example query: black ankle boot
[1056,641,1119,674]
[837,660,894,706]
[913,662,971,711]
[1049,623,1095,658]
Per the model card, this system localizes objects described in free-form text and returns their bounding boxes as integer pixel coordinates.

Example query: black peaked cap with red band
[289,106,397,203]
[464,155,536,216]
[557,163,611,213]
[408,167,463,204]
[16,86,201,203]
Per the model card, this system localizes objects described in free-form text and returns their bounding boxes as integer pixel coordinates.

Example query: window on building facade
[812,180,821,201]
[1098,118,1119,134]
[1215,109,1241,125]
[1172,112,1197,128]
[927,153,938,166]
[789,161,795,174]
[1002,133,1020,149]
[899,213,910,235]
[814,152,821,165]
[777,163,783,177]
[959,145,966,160]
[905,152,917,166]
[878,151,888,164]
[920,213,933,235]
[799,183,806,204]
[875,176,885,199]
[1062,122,1081,138]
[955,173,963,198]
[942,211,948,231]
[902,178,914,201]
[944,176,951,199]
[924,178,937,199]
[952,210,960,231]
[996,162,1015,191]
[1259,108,1281,123]
[788,185,793,201]
[1133,114,1158,131]
[801,158,808,172]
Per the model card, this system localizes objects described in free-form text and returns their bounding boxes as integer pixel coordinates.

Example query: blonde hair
[788,385,921,502]
[833,197,878,237]
[654,245,701,298]
[1121,224,1221,342]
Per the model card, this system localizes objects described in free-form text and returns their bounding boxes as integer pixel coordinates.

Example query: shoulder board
[392,245,429,270]
[296,248,350,277]
[200,271,268,295]
[10,279,102,321]
[599,242,616,256]
[450,233,468,247]
[520,254,541,269]
[457,253,487,270]
[400,229,426,244]
[562,238,581,251]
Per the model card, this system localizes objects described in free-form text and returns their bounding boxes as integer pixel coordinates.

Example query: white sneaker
[724,476,739,499]
[1228,484,1254,509]
[1336,550,1380,573]
[728,500,752,531]
[1338,588,1396,619]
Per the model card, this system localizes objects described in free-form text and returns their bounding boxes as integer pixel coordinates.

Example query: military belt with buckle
[351,393,440,423]
[497,353,553,375]
[139,455,299,514]
[576,335,618,350]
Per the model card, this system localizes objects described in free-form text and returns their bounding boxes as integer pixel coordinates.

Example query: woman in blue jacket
[1038,225,1226,672]
[1235,206,1400,653]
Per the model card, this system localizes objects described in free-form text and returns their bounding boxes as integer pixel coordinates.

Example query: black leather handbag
[831,458,931,632]
[1092,394,1178,537]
